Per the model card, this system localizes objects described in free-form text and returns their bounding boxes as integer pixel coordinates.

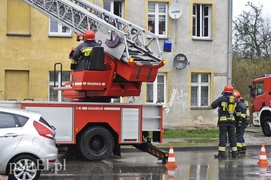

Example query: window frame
[148,2,168,38]
[103,0,124,18]
[191,73,211,107]
[48,18,72,37]
[192,4,212,40]
[146,72,167,104]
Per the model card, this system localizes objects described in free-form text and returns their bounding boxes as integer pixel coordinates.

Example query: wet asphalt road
[35,146,271,180]
[1,146,270,180]
[1,128,269,179]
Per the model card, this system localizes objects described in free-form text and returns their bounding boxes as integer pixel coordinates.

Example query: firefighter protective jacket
[211,92,242,122]
[72,40,100,63]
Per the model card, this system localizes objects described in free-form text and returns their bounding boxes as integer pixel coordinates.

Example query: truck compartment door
[24,106,74,143]
[121,108,140,143]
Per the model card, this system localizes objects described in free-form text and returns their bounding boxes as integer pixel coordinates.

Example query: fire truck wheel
[262,116,271,136]
[79,126,114,161]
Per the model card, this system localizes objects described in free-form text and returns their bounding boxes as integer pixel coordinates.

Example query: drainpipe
[227,0,233,84]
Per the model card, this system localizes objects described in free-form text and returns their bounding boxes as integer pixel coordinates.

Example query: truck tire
[79,126,114,161]
[262,116,271,136]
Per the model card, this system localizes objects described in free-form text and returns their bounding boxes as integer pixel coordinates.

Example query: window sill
[147,35,169,40]
[192,37,213,41]
[190,106,212,110]
[48,33,73,38]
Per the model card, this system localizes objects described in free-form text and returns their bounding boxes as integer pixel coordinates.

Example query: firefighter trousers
[236,120,246,152]
[218,122,237,157]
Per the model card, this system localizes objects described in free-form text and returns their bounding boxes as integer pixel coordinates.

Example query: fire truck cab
[249,74,271,136]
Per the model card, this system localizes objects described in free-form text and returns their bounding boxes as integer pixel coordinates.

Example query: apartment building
[0,0,230,128]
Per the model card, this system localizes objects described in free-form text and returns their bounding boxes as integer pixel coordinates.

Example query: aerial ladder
[23,0,167,102]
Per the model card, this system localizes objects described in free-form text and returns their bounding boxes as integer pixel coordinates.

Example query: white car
[0,107,58,180]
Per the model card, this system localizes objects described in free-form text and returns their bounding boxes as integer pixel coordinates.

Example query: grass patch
[163,129,219,138]
[156,139,219,147]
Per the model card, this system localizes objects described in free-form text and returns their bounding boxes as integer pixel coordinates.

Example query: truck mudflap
[133,142,168,164]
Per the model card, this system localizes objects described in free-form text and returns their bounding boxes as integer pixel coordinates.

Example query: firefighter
[211,84,242,158]
[71,29,100,70]
[233,90,249,154]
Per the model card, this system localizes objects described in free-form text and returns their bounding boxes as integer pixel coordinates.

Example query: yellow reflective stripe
[71,60,77,64]
[232,147,237,151]
[241,114,246,118]
[220,117,228,120]
[218,147,226,151]
[221,102,227,111]
[237,143,242,147]
[81,48,93,56]
[219,116,235,121]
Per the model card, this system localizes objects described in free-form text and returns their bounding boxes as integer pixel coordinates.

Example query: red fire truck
[1,0,171,162]
[249,74,271,136]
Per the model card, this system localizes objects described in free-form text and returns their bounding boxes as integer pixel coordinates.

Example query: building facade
[0,0,230,129]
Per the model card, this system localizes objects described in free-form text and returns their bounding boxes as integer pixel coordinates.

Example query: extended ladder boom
[23,0,163,64]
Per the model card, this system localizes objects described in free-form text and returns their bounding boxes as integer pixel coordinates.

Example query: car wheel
[262,116,271,136]
[8,155,41,180]
[79,126,114,161]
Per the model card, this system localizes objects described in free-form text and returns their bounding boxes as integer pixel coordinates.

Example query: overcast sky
[233,0,271,18]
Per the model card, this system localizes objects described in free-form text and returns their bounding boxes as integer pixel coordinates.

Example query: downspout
[227,0,233,84]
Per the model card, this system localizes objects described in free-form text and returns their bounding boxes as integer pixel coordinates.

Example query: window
[49,71,70,102]
[148,2,168,37]
[103,0,124,17]
[0,113,17,128]
[147,73,167,103]
[15,115,29,127]
[255,82,264,96]
[191,73,210,107]
[192,4,212,39]
[49,18,72,37]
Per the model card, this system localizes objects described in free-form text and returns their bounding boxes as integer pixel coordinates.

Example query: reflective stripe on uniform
[81,47,93,56]
[218,147,226,152]
[241,113,246,118]
[71,59,78,64]
[232,147,237,152]
[219,116,235,121]
[221,102,228,111]
[236,111,241,117]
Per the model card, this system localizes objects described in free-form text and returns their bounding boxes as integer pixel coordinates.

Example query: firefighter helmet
[224,84,234,93]
[233,90,241,99]
[84,30,95,40]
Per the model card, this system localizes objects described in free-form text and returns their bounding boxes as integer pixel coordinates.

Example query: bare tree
[233,1,271,59]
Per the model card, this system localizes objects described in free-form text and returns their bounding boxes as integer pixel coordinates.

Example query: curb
[121,144,271,153]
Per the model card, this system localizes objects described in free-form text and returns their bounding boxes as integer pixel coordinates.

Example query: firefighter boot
[237,147,242,155]
[214,152,225,159]
[240,146,246,154]
[232,151,237,158]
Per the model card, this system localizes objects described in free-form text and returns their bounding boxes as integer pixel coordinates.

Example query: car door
[0,112,23,167]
